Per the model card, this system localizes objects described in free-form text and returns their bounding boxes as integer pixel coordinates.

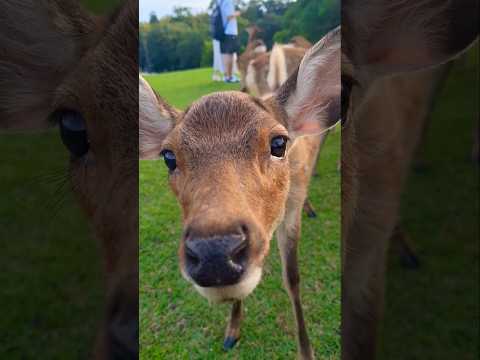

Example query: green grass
[143,68,241,109]
[380,48,479,358]
[140,68,341,359]
[0,132,104,359]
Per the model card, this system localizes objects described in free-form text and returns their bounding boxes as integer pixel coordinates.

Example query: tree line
[139,0,340,73]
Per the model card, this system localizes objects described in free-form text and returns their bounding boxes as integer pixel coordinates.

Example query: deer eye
[270,136,288,158]
[57,110,89,158]
[161,150,177,171]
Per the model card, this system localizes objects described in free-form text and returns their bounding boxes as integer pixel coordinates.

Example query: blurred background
[0,1,123,359]
[139,0,340,73]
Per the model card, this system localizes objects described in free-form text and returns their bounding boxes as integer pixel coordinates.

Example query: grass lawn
[140,68,341,359]
[380,48,479,358]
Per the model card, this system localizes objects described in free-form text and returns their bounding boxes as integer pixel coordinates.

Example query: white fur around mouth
[185,267,263,303]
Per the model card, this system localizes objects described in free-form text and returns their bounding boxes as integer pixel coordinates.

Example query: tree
[149,11,159,24]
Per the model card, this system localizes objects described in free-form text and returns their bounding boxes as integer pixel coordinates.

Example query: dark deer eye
[270,136,288,158]
[161,150,177,171]
[57,110,89,158]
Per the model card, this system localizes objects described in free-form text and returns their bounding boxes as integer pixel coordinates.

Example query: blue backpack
[210,0,225,41]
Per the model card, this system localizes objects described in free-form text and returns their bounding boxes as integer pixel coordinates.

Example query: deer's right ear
[343,0,478,79]
[139,76,177,159]
[275,27,341,139]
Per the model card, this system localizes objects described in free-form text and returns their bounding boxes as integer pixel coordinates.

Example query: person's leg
[223,54,233,79]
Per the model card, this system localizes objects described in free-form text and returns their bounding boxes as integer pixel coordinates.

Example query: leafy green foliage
[140,0,340,72]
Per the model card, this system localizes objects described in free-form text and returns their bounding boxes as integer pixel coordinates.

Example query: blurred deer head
[341,1,478,358]
[0,1,139,358]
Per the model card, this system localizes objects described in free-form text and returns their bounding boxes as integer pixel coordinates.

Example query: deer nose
[184,227,249,287]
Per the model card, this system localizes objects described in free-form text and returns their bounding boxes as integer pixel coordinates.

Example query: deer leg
[303,199,317,218]
[277,208,314,360]
[223,300,243,350]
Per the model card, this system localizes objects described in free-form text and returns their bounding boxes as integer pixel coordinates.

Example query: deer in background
[0,1,138,359]
[238,25,268,90]
[140,27,340,359]
[244,37,312,98]
[341,0,478,358]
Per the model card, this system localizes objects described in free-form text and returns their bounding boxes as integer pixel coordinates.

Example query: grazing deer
[341,0,478,358]
[140,27,341,359]
[0,1,138,359]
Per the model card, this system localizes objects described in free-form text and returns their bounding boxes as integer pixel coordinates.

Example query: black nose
[184,228,248,287]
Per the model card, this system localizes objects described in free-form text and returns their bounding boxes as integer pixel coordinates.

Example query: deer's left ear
[139,76,178,159]
[275,27,341,138]
[0,0,100,131]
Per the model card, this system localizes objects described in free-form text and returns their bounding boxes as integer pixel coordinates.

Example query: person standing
[218,0,240,83]
[212,38,224,81]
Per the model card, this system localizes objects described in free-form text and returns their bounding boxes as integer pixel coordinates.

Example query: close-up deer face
[141,27,340,308]
[162,92,291,302]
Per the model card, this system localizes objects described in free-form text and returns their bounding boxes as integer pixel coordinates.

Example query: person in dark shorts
[220,35,239,56]
[218,0,240,83]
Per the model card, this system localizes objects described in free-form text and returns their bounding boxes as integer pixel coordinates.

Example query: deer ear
[0,0,100,131]
[343,0,479,78]
[275,27,341,138]
[139,76,177,159]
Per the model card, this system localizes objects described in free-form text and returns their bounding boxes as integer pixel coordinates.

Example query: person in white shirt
[217,0,240,83]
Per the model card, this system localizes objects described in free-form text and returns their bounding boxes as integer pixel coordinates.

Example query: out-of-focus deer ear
[275,27,341,139]
[0,0,100,131]
[139,76,178,159]
[343,0,479,79]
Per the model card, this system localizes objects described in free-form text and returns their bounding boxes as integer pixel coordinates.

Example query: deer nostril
[185,244,200,266]
[239,223,249,237]
[230,240,248,266]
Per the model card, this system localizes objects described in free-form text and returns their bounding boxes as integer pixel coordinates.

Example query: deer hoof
[306,210,317,218]
[223,336,238,351]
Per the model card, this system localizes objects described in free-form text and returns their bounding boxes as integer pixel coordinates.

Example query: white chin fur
[189,267,262,304]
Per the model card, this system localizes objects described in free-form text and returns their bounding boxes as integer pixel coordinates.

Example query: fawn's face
[161,92,292,302]
[46,2,138,357]
[0,0,139,357]
[142,28,341,303]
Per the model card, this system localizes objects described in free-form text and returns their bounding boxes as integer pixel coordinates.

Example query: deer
[241,32,324,217]
[244,39,312,98]
[0,1,138,359]
[341,0,478,358]
[237,25,268,90]
[140,27,341,359]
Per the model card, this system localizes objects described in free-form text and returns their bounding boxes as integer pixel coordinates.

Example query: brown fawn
[341,0,478,358]
[0,1,138,358]
[140,27,340,359]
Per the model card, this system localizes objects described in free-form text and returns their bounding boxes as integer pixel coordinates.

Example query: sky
[139,0,212,22]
